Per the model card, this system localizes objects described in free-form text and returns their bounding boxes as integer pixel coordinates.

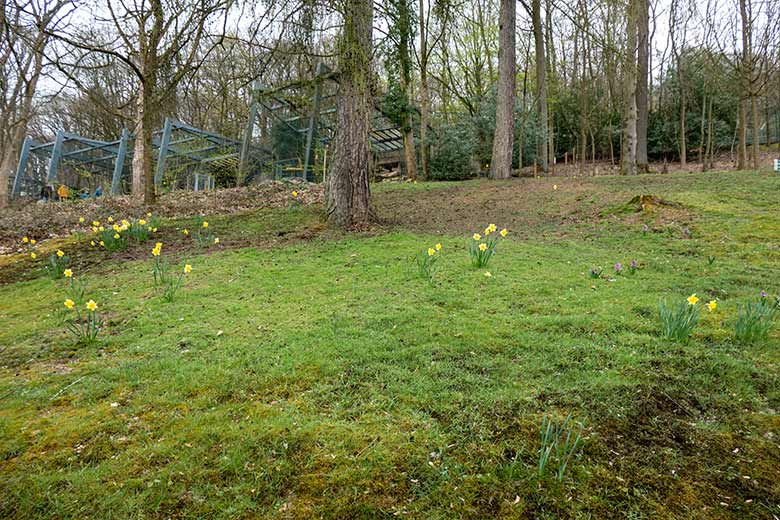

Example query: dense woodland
[1,0,779,226]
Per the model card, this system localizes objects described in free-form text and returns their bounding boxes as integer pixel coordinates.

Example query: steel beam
[154,117,173,186]
[46,130,65,183]
[111,128,129,195]
[11,136,32,197]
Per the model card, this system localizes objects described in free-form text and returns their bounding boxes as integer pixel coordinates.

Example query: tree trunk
[418,0,430,179]
[532,0,548,173]
[679,83,686,167]
[750,93,759,170]
[490,0,516,179]
[132,78,156,205]
[326,0,373,228]
[737,100,747,170]
[704,96,713,171]
[397,0,417,181]
[635,0,649,172]
[621,0,638,176]
[738,0,750,171]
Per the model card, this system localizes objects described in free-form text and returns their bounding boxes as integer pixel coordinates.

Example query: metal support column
[238,81,260,184]
[194,173,200,191]
[303,63,326,181]
[46,130,65,183]
[154,117,173,186]
[111,128,129,195]
[11,136,32,197]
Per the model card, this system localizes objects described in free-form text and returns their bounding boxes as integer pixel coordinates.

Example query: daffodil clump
[734,292,778,344]
[60,269,101,344]
[415,243,443,282]
[22,236,38,260]
[193,217,218,248]
[45,249,70,280]
[91,218,128,252]
[127,213,160,242]
[150,242,192,302]
[468,224,508,268]
[659,294,702,342]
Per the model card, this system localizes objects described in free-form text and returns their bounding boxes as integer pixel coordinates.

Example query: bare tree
[621,0,638,175]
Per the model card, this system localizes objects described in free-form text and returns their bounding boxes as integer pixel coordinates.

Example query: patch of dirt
[0,180,323,252]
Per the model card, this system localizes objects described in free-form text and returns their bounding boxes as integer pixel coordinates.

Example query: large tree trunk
[490,0,516,179]
[531,0,548,173]
[737,0,750,171]
[326,0,373,228]
[621,0,638,176]
[635,0,649,172]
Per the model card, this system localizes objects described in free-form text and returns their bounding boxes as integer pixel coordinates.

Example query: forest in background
[1,0,779,213]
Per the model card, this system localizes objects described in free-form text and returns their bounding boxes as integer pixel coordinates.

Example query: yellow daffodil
[687,294,699,305]
[91,226,98,233]
[155,242,162,250]
[183,229,189,236]
[147,226,152,231]
[473,233,481,241]
[113,233,120,239]
[500,228,508,237]
[79,217,85,223]
[86,300,98,311]
[30,239,36,245]
[64,299,75,309]
[292,191,298,197]
[202,221,209,228]
[120,224,128,231]
[56,250,65,257]
[121,219,129,227]
[92,220,100,227]
[479,243,488,252]
[488,224,497,232]
[484,271,492,277]
[151,248,160,257]
[184,264,192,274]
[707,300,717,312]
[484,228,491,235]
[427,248,435,256]
[147,212,152,217]
[435,243,442,251]
[99,241,105,246]
[98,226,104,231]
[22,237,29,243]
[107,217,114,223]
[214,237,219,244]
[64,269,73,277]
[112,224,120,231]
[152,227,157,232]
[90,241,95,246]
[30,252,37,259]
[553,184,558,190]
[139,219,146,225]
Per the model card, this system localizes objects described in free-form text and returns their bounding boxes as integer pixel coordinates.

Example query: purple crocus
[615,262,622,273]
[761,290,768,298]
[630,260,638,269]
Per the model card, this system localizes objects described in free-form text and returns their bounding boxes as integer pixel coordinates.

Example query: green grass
[1,171,780,519]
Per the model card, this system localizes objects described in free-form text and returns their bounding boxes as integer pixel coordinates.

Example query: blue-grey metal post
[303,63,326,181]
[154,117,173,186]
[46,130,65,183]
[111,128,129,195]
[194,173,200,191]
[238,81,260,183]
[11,136,32,197]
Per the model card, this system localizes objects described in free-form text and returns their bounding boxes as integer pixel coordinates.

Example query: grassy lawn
[1,171,779,519]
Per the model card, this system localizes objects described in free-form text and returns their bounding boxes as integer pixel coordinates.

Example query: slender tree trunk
[532,0,548,172]
[326,0,373,228]
[704,96,713,171]
[490,0,516,179]
[397,0,417,181]
[418,0,430,179]
[679,72,686,167]
[621,0,638,176]
[737,100,747,170]
[132,76,156,205]
[635,0,649,172]
[738,0,750,171]
[750,93,759,170]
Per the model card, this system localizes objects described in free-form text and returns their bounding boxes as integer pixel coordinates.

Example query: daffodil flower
[473,233,481,241]
[184,264,192,274]
[427,248,435,256]
[64,299,75,309]
[64,269,73,277]
[202,221,209,228]
[500,229,508,237]
[30,252,37,259]
[435,243,442,251]
[22,237,29,243]
[86,300,98,312]
[183,229,189,236]
[30,239,36,245]
[687,294,699,305]
[56,250,65,257]
[707,300,717,312]
[79,217,85,223]
[214,237,219,244]
[479,243,488,251]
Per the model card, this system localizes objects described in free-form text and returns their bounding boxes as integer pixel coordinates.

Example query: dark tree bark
[397,0,418,181]
[490,0,516,179]
[326,0,374,229]
[635,0,649,172]
[531,0,548,173]
[621,0,638,176]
